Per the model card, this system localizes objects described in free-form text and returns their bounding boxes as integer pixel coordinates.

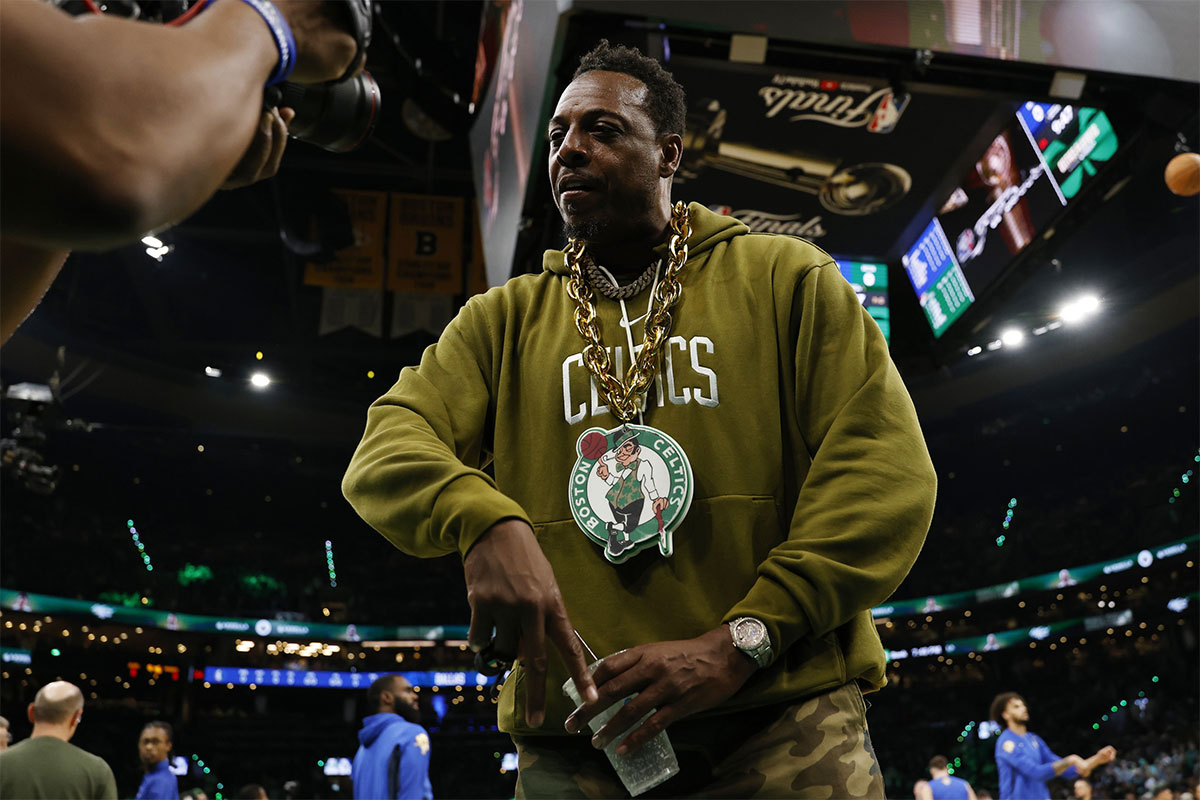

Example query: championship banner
[318,287,384,338]
[303,189,387,289]
[392,292,455,338]
[666,57,997,257]
[387,194,464,294]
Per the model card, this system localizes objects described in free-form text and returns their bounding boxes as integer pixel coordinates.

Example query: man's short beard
[563,215,609,242]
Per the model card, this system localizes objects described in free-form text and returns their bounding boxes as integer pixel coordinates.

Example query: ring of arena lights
[871,533,1196,621]
[883,594,1196,664]
[0,534,1193,644]
[11,597,1187,678]
[0,587,469,643]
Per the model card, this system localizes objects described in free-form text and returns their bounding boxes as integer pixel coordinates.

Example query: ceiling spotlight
[966,346,982,356]
[204,366,222,378]
[1001,329,1025,347]
[250,373,271,389]
[1060,293,1101,323]
[141,236,164,249]
[144,244,172,262]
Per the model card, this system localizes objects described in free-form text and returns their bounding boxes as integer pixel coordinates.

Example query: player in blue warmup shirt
[990,693,1116,800]
[353,675,433,800]
[915,755,977,800]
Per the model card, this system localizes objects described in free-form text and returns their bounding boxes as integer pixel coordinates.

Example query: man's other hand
[222,107,294,190]
[276,0,359,84]
[463,519,597,728]
[563,626,757,754]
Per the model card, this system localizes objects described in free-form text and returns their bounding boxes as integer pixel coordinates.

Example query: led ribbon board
[202,667,497,689]
[871,534,1197,619]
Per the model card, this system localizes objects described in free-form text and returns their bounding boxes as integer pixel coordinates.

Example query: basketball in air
[1164,152,1200,197]
[580,431,608,460]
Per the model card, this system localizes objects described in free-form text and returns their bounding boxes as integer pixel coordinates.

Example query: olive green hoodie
[343,203,936,735]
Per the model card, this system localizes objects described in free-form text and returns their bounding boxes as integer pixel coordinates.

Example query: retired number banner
[388,194,464,294]
[303,189,387,289]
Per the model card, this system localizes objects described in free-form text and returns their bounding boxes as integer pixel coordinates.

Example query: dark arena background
[1,1,1197,798]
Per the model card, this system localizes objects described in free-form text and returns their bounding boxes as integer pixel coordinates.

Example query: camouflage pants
[513,681,885,799]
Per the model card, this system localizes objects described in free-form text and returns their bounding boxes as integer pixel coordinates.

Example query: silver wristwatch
[728,616,772,668]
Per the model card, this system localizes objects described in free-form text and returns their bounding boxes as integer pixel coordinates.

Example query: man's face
[547,70,672,244]
[138,726,170,766]
[1075,779,1091,798]
[390,678,420,723]
[1004,697,1029,724]
[614,441,639,465]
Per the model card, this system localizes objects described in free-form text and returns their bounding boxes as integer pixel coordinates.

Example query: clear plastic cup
[562,661,680,796]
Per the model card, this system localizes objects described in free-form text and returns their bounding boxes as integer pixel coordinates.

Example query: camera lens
[277,71,381,153]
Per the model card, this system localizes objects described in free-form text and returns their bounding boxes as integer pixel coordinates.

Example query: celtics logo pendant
[569,423,694,564]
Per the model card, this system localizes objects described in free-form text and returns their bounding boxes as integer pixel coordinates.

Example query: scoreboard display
[902,101,1118,339]
[1018,102,1118,200]
[834,258,891,343]
[901,219,975,338]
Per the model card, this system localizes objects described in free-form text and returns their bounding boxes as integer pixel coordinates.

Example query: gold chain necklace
[582,252,659,300]
[564,201,691,422]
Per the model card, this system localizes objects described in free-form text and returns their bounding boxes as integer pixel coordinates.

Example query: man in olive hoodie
[343,40,935,798]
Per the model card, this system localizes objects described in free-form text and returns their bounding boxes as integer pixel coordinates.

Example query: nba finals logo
[569,423,694,564]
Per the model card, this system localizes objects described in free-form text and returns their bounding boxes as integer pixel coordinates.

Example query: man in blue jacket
[136,721,178,800]
[353,675,432,800]
[990,693,1115,800]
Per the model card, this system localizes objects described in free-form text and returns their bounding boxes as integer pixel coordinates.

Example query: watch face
[734,619,766,649]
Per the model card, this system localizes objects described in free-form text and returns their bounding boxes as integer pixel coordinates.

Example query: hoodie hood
[542,202,748,276]
[358,712,402,747]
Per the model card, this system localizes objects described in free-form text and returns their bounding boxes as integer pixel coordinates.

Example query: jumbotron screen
[903,101,1118,338]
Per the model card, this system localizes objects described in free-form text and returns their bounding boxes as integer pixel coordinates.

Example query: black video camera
[57,0,380,152]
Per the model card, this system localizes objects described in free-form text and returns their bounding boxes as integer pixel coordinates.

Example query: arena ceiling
[1,1,1196,449]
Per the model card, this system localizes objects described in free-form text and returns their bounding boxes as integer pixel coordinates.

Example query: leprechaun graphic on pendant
[568,423,694,563]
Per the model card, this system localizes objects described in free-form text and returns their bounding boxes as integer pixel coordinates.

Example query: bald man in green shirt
[0,680,117,799]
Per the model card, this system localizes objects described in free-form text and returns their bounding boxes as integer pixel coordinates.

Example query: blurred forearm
[0,239,69,344]
[0,0,276,249]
